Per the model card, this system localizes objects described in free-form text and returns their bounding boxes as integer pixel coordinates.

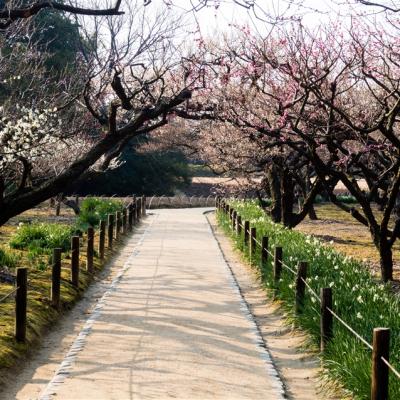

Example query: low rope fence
[147,195,217,209]
[0,196,147,343]
[52,195,217,216]
[217,197,398,400]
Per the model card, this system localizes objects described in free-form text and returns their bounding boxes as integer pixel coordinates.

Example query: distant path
[36,208,284,399]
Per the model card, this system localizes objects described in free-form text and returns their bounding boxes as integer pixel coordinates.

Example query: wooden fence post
[51,248,62,309]
[107,214,114,250]
[142,196,146,216]
[261,236,269,265]
[71,236,80,288]
[132,204,137,226]
[15,267,27,342]
[122,208,127,234]
[99,220,105,259]
[136,198,141,222]
[320,287,333,351]
[371,328,390,400]
[274,246,282,291]
[250,227,256,261]
[86,227,94,273]
[115,211,122,240]
[232,210,237,231]
[244,221,250,246]
[131,195,136,220]
[295,261,308,313]
[128,204,133,231]
[236,215,242,235]
[55,200,61,216]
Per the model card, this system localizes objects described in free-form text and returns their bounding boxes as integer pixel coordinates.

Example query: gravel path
[35,208,285,399]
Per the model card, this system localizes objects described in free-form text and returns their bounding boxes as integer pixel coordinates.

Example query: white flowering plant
[218,201,400,398]
[0,107,61,167]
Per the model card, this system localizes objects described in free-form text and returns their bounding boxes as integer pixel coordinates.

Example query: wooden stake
[236,215,242,236]
[107,214,114,249]
[250,227,256,261]
[320,287,333,351]
[232,210,237,231]
[71,236,80,288]
[142,196,146,216]
[244,221,250,246]
[371,327,390,400]
[128,205,133,231]
[122,208,127,234]
[115,211,122,240]
[86,227,94,273]
[261,236,269,265]
[274,246,282,291]
[295,262,308,313]
[15,267,27,342]
[99,220,105,259]
[51,248,62,309]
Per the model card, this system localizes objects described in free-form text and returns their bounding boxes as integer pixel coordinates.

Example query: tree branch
[0,1,123,29]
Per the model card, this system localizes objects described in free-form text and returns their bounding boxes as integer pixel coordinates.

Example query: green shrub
[0,248,19,268]
[219,201,400,399]
[10,223,75,253]
[76,197,123,230]
[336,194,358,204]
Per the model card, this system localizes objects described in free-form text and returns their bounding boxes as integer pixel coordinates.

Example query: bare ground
[295,204,400,281]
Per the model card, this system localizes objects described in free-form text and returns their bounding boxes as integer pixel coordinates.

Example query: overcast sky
[166,0,384,37]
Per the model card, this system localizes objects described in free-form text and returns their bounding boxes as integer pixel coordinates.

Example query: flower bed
[219,200,400,399]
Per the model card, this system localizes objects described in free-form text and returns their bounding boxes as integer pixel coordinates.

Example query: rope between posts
[381,357,400,379]
[300,277,320,302]
[326,306,373,350]
[265,247,274,258]
[239,222,298,275]
[27,266,54,288]
[0,286,19,303]
[281,262,296,275]
[254,238,262,247]
[223,207,400,381]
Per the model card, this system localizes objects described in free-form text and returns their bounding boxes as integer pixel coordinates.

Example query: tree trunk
[308,204,318,220]
[281,169,295,227]
[267,166,282,223]
[379,239,393,282]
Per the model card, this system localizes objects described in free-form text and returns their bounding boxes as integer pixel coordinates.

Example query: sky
[165,0,386,36]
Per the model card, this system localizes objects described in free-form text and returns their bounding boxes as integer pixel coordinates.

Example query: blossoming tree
[0,1,200,225]
[173,18,400,281]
